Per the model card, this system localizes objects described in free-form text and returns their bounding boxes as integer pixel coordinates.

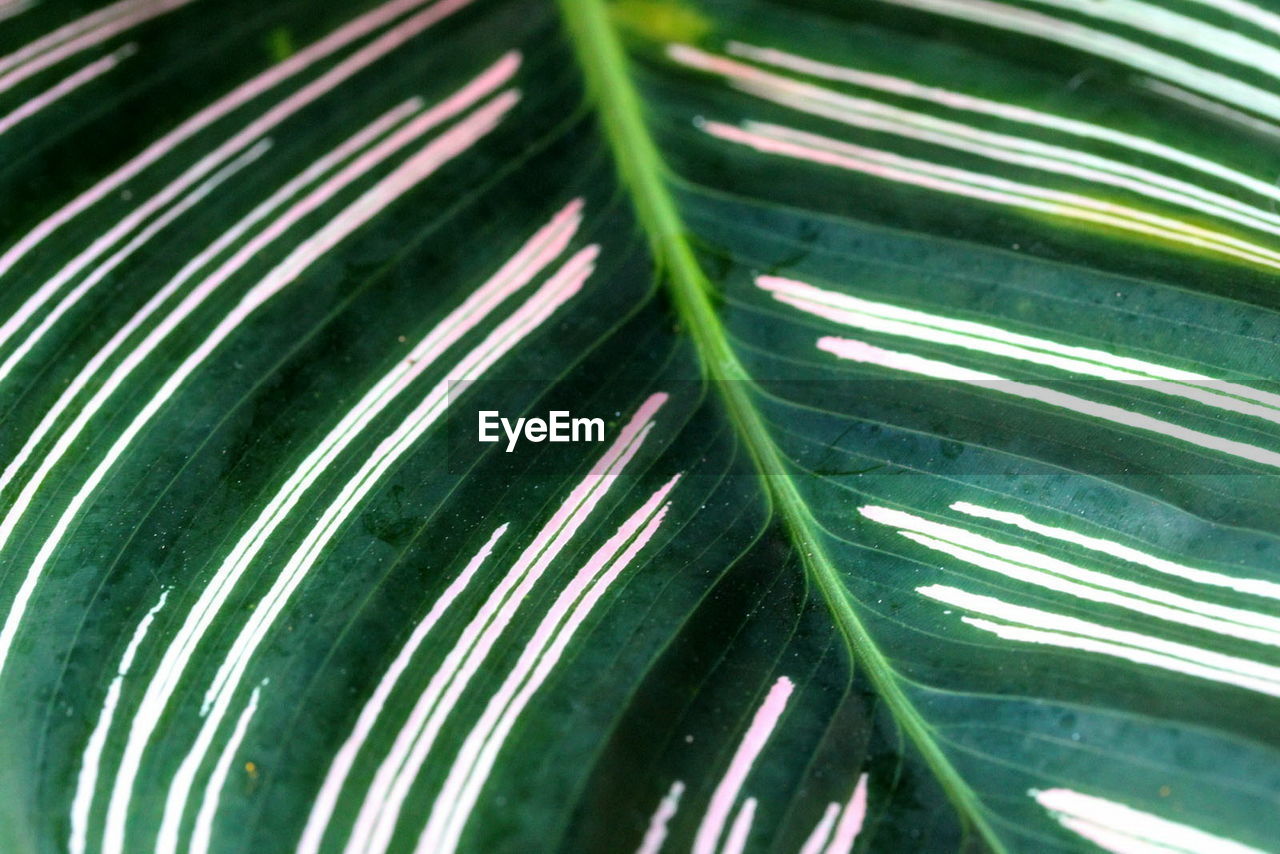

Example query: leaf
[0,0,1278,852]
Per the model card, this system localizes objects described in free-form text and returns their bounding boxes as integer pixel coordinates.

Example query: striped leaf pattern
[2,0,1279,852]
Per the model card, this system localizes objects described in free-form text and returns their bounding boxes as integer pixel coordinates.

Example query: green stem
[554,0,1009,850]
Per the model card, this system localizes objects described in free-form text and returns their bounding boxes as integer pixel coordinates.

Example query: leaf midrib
[552,1,1009,850]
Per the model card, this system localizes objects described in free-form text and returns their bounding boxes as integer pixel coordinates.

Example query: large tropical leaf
[2,0,1279,851]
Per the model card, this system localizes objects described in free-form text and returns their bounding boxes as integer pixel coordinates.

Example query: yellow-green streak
[555,0,1010,850]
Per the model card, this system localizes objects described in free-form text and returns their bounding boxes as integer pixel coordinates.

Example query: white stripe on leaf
[0,96,422,509]
[0,80,519,696]
[798,803,841,854]
[1033,787,1267,854]
[796,773,869,854]
[817,336,1280,469]
[96,83,521,854]
[0,0,34,23]
[636,781,686,854]
[296,523,509,854]
[417,476,680,854]
[720,797,756,854]
[0,42,136,136]
[920,585,1280,697]
[702,120,1280,271]
[157,238,594,854]
[869,0,1280,123]
[0,101,431,693]
[0,0,145,76]
[68,589,168,854]
[672,45,1280,240]
[189,684,264,854]
[1014,0,1280,84]
[825,773,869,854]
[721,40,1280,207]
[691,675,794,854]
[949,501,1280,602]
[343,393,668,854]
[0,0,193,97]
[290,198,585,854]
[0,135,272,390]
[759,274,1280,423]
[859,505,1280,644]
[907,530,1280,648]
[0,0,475,362]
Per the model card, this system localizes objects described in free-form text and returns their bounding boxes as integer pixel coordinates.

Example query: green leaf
[1,0,1278,852]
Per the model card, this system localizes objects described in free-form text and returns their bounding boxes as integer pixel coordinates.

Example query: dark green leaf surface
[1,0,1278,851]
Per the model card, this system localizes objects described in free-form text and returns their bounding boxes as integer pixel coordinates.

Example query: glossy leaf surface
[1,0,1278,852]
